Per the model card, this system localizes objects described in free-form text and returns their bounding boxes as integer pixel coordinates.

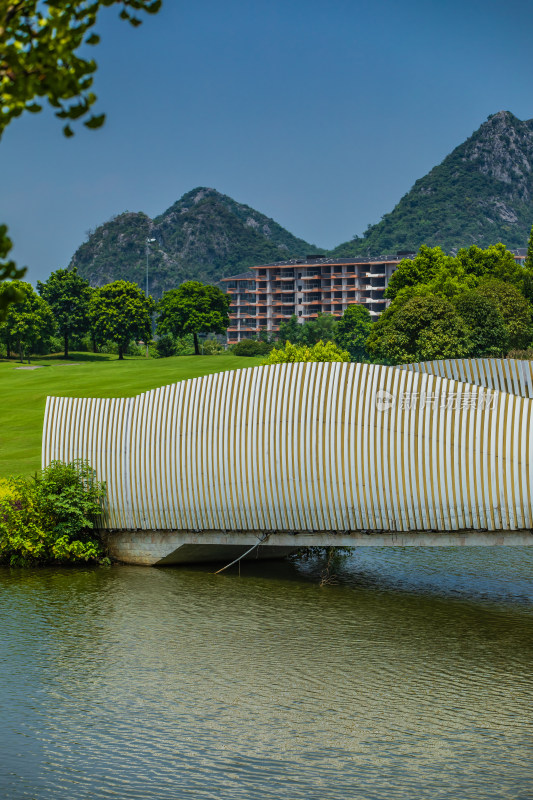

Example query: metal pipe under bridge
[42,359,533,565]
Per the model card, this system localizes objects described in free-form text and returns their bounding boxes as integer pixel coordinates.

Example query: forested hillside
[71,112,533,293]
[333,111,533,256]
[71,188,320,298]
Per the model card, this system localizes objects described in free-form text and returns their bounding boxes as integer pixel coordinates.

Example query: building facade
[220,255,401,343]
[220,249,529,344]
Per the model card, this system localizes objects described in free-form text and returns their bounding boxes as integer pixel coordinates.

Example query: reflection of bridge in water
[42,359,533,565]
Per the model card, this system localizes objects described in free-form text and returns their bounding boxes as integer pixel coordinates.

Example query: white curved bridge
[42,360,533,564]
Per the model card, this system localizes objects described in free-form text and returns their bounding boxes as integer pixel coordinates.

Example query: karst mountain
[71,112,533,296]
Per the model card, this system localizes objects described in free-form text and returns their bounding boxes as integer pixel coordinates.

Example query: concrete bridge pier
[101,529,533,566]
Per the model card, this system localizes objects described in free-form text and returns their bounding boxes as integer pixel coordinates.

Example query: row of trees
[367,242,533,364]
[240,237,533,366]
[0,271,230,362]
[2,236,533,365]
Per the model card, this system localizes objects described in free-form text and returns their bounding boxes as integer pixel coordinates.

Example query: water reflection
[1,548,532,799]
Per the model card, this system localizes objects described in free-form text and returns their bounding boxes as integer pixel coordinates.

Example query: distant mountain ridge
[71,112,533,293]
[71,188,321,298]
[333,111,533,257]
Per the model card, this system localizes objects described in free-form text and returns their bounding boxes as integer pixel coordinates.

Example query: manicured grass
[0,352,262,478]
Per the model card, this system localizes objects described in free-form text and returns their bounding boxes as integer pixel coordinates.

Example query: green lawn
[0,352,262,478]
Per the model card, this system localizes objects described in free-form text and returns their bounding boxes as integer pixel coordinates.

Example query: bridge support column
[101,529,533,566]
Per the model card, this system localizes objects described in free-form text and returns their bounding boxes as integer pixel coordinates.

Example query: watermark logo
[374,389,496,411]
[375,389,396,411]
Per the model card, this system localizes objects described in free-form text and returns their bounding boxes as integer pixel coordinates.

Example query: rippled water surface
[1,548,533,799]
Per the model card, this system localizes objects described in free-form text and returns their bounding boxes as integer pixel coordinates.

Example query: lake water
[1,548,532,799]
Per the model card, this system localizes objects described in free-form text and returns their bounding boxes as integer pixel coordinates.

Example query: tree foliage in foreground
[89,280,153,359]
[0,0,161,139]
[0,0,162,310]
[37,267,92,358]
[157,281,231,355]
[0,460,107,566]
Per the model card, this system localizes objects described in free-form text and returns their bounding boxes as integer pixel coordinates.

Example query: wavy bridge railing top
[400,358,533,399]
[42,360,533,534]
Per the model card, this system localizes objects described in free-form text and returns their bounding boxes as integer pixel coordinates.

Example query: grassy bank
[0,353,262,478]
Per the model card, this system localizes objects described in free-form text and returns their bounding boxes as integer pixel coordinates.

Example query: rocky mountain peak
[333,110,533,256]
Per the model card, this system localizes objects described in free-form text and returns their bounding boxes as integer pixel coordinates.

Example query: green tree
[0,226,25,319]
[0,280,55,362]
[367,295,472,365]
[524,225,533,302]
[475,279,532,350]
[335,304,372,361]
[37,267,92,358]
[454,291,507,357]
[156,281,230,356]
[386,243,527,304]
[277,314,302,344]
[88,280,153,359]
[526,224,533,269]
[455,243,526,287]
[264,340,350,364]
[385,246,454,300]
[0,0,161,312]
[300,313,337,346]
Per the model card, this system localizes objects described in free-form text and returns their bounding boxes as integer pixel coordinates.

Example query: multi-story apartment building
[220,255,403,343]
[220,249,529,343]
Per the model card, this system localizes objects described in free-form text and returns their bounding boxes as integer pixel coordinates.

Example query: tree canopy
[367,295,472,365]
[37,267,92,358]
[0,225,26,319]
[386,243,530,304]
[0,280,55,361]
[526,224,533,270]
[335,304,372,361]
[156,281,230,355]
[0,0,162,313]
[0,0,161,139]
[474,279,532,351]
[88,280,153,359]
[454,291,507,357]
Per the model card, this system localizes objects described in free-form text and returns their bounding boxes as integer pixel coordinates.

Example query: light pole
[145,237,156,357]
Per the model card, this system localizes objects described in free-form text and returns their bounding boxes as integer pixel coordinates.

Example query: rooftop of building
[220,247,529,284]
[250,254,406,268]
[220,271,255,281]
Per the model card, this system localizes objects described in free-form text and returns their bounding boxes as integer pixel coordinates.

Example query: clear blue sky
[1,0,532,283]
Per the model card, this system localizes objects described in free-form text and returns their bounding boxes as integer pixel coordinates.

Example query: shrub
[174,335,195,355]
[202,338,224,355]
[154,334,177,358]
[507,349,533,360]
[0,460,108,566]
[99,339,145,356]
[232,339,271,356]
[263,340,350,364]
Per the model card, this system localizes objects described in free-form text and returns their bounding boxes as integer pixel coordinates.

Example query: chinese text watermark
[375,389,496,412]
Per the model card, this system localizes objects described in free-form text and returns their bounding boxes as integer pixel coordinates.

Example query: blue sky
[1,0,532,282]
